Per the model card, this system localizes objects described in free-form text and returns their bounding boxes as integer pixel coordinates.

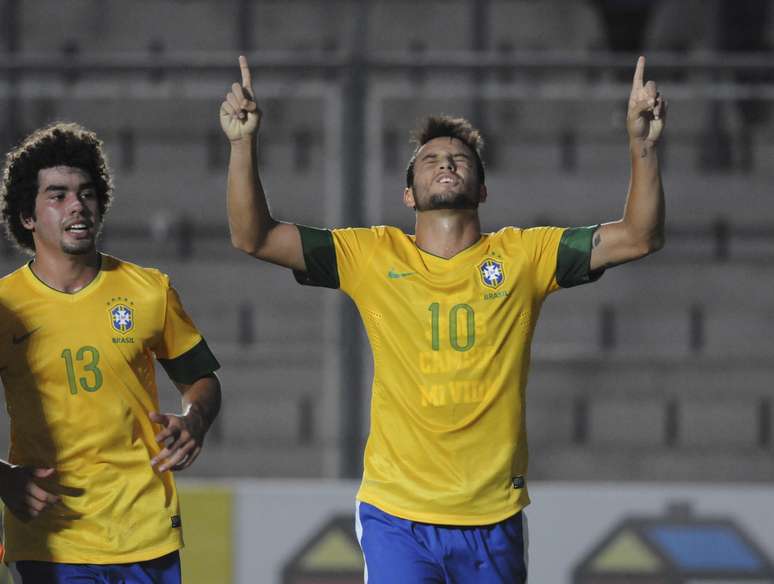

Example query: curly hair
[1,122,113,253]
[405,115,486,188]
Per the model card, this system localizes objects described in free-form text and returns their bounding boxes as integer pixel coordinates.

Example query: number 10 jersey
[296,224,601,525]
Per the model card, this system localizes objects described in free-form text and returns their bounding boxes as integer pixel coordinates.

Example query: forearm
[622,137,666,251]
[227,137,277,254]
[180,374,221,435]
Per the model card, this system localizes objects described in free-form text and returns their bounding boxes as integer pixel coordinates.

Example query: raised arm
[221,56,305,270]
[590,56,667,271]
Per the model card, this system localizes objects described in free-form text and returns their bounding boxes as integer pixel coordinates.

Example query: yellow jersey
[296,224,601,525]
[0,254,219,563]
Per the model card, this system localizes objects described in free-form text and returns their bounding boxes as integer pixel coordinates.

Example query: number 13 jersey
[296,224,601,525]
[0,255,219,564]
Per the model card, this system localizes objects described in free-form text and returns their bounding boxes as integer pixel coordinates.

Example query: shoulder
[332,225,402,238]
[492,226,566,248]
[0,263,30,289]
[0,264,31,311]
[331,225,408,248]
[102,254,170,290]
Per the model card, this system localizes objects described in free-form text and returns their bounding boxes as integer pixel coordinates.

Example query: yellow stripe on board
[178,485,233,584]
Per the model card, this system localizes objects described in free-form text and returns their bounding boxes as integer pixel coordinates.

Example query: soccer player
[222,56,666,583]
[0,123,221,583]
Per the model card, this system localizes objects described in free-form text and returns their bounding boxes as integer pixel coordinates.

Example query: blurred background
[0,1,773,582]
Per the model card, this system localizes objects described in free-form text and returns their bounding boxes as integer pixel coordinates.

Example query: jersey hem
[355,494,528,527]
[3,539,183,566]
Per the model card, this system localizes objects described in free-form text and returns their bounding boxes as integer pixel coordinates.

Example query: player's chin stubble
[415,192,479,212]
[61,236,97,255]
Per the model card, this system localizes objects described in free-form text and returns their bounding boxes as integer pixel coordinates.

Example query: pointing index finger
[632,55,645,90]
[239,55,253,90]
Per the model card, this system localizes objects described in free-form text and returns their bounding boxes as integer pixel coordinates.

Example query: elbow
[229,227,271,256]
[230,235,258,256]
[229,218,278,257]
[647,229,666,254]
[638,232,665,258]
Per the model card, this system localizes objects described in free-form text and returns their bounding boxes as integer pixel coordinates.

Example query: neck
[30,249,101,293]
[414,209,482,259]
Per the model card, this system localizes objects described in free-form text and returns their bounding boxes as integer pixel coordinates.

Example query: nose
[67,192,86,214]
[438,154,456,170]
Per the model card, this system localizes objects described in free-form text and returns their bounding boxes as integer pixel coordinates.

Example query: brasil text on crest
[107,298,136,343]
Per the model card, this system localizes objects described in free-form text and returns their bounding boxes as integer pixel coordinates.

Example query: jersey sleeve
[520,225,604,297]
[293,224,379,296]
[293,225,339,288]
[555,225,605,289]
[155,283,220,385]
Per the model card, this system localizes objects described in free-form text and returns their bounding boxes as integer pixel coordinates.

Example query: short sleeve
[293,225,339,288]
[293,225,379,296]
[519,226,567,297]
[519,225,604,297]
[155,284,220,384]
[556,225,605,288]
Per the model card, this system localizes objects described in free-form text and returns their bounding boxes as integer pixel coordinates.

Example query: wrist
[229,134,258,148]
[629,136,656,149]
[183,404,209,435]
[629,137,658,159]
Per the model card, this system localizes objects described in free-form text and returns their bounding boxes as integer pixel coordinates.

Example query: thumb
[31,467,56,479]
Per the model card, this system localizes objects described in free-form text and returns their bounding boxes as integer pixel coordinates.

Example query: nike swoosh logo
[12,327,40,345]
[387,270,416,279]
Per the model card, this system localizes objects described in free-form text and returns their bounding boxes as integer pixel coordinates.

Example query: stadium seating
[1,0,772,482]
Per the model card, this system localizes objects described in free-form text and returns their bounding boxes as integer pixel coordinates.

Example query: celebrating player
[0,123,221,583]
[222,55,666,583]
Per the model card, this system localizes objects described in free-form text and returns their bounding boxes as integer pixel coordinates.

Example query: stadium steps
[181,443,326,479]
[489,0,604,53]
[529,447,774,482]
[367,0,470,51]
[20,0,237,54]
[528,355,774,399]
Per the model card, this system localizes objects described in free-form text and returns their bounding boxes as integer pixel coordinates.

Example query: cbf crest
[478,258,505,289]
[107,297,135,335]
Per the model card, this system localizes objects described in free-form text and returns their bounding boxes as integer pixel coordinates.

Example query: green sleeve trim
[158,338,220,385]
[292,225,340,289]
[556,225,605,288]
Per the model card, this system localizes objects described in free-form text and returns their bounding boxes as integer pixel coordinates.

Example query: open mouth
[64,222,92,236]
[436,173,459,185]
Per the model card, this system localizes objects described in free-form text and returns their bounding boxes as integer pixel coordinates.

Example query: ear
[20,213,35,231]
[478,184,488,204]
[403,187,416,209]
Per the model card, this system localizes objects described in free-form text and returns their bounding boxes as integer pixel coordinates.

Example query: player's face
[24,166,101,256]
[404,137,486,212]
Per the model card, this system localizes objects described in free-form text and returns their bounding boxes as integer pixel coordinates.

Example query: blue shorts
[9,550,181,584]
[356,501,528,584]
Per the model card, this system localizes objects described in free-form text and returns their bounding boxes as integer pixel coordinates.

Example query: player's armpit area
[158,339,220,385]
[556,225,606,288]
[292,225,339,289]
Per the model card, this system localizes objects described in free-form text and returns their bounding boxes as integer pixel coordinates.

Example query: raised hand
[220,55,261,143]
[0,465,60,522]
[149,410,206,472]
[627,56,667,145]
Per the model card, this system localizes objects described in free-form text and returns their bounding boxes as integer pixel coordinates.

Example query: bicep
[245,222,306,272]
[589,221,650,271]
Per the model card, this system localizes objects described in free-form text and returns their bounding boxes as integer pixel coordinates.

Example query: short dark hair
[1,122,113,253]
[405,115,486,187]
